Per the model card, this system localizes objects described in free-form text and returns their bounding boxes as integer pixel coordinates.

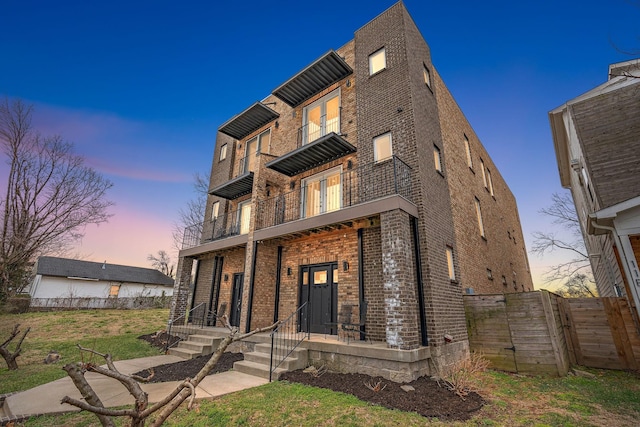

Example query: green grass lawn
[2,308,639,426]
[0,308,168,394]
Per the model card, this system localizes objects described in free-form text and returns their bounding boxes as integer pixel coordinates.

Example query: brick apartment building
[171,2,533,375]
[549,59,640,320]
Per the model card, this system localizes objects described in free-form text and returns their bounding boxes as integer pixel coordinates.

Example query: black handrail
[269,302,310,381]
[164,302,205,352]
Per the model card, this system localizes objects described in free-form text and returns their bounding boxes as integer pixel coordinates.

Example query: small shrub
[439,352,490,399]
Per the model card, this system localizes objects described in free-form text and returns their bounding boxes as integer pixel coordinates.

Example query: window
[301,167,342,218]
[211,201,219,221]
[486,268,493,280]
[446,246,455,281]
[475,197,485,238]
[502,275,507,286]
[238,200,251,234]
[109,284,120,297]
[220,143,227,161]
[480,159,487,187]
[303,90,340,145]
[242,129,270,173]
[373,132,392,162]
[434,145,443,173]
[423,64,431,88]
[487,168,494,196]
[464,135,473,168]
[369,48,386,75]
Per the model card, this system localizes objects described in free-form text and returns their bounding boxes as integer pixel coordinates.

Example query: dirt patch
[138,331,182,350]
[133,352,245,383]
[280,370,484,422]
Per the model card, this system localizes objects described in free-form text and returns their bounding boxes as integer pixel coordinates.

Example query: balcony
[182,208,244,251]
[209,154,256,200]
[218,102,279,140]
[256,156,414,235]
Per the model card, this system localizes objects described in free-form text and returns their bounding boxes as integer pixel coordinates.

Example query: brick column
[380,209,420,349]
[170,256,194,323]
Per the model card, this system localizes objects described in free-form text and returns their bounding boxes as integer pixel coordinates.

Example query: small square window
[109,284,120,297]
[446,246,455,281]
[423,64,431,88]
[373,132,392,162]
[434,145,443,173]
[220,144,227,161]
[369,48,386,75]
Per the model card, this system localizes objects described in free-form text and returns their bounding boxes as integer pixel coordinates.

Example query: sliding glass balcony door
[302,168,341,218]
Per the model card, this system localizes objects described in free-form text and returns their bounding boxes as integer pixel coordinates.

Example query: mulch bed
[280,370,485,421]
[136,333,485,421]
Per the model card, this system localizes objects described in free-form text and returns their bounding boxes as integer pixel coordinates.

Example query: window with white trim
[301,167,342,218]
[475,197,485,238]
[369,48,386,75]
[446,246,455,281]
[220,143,227,161]
[242,129,270,174]
[464,135,473,168]
[480,159,487,188]
[373,132,393,162]
[434,145,443,173]
[303,90,340,145]
[211,201,219,221]
[487,168,494,196]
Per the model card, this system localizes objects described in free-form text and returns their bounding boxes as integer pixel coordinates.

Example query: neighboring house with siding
[171,2,533,376]
[28,256,174,305]
[549,58,640,320]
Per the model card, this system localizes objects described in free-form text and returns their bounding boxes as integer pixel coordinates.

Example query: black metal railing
[297,107,342,148]
[164,302,205,352]
[257,155,412,230]
[269,302,309,382]
[182,208,242,250]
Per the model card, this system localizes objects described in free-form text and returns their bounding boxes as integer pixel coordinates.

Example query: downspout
[245,241,258,333]
[274,246,283,323]
[357,228,365,340]
[590,219,640,324]
[411,217,429,346]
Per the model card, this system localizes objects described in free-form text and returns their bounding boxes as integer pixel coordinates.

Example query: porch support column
[170,256,194,323]
[380,209,420,350]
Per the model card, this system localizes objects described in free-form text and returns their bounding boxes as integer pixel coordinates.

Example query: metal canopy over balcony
[272,50,353,107]
[218,102,279,140]
[266,132,356,177]
[209,172,254,199]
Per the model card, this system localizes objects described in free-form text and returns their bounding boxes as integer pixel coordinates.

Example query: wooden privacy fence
[463,291,640,376]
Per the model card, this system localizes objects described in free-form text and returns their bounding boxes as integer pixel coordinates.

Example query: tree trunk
[63,363,116,427]
[0,324,30,370]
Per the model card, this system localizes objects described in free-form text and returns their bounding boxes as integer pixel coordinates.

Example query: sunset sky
[1,0,638,288]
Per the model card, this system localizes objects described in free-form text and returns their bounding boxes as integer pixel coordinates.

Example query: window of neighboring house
[369,48,386,75]
[480,158,487,188]
[220,143,227,161]
[373,132,393,162]
[423,64,431,88]
[211,201,219,221]
[486,268,493,280]
[475,197,486,238]
[434,145,443,173]
[487,168,494,196]
[464,135,473,169]
[301,167,342,218]
[502,275,507,286]
[446,246,455,281]
[303,90,340,145]
[109,284,120,297]
[238,200,251,234]
[242,129,271,174]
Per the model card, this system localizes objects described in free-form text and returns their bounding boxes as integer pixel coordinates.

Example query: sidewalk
[1,354,267,423]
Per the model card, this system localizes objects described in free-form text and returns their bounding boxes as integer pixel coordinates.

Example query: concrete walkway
[1,354,268,423]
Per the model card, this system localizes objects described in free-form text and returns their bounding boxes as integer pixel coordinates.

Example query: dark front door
[230,273,244,327]
[300,263,338,334]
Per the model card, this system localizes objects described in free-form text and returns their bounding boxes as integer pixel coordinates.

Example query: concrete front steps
[234,343,308,380]
[168,334,223,359]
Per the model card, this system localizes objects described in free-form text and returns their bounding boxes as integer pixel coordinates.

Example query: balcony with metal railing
[181,207,245,251]
[255,156,415,239]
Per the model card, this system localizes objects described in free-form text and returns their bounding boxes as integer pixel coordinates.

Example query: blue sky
[1,0,638,287]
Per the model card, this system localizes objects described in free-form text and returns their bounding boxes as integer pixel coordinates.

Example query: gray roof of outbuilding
[35,256,174,287]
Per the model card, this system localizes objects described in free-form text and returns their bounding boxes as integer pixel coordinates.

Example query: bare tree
[558,273,598,298]
[531,191,595,293]
[147,250,175,278]
[62,315,278,427]
[0,323,31,370]
[171,172,209,251]
[0,99,113,301]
